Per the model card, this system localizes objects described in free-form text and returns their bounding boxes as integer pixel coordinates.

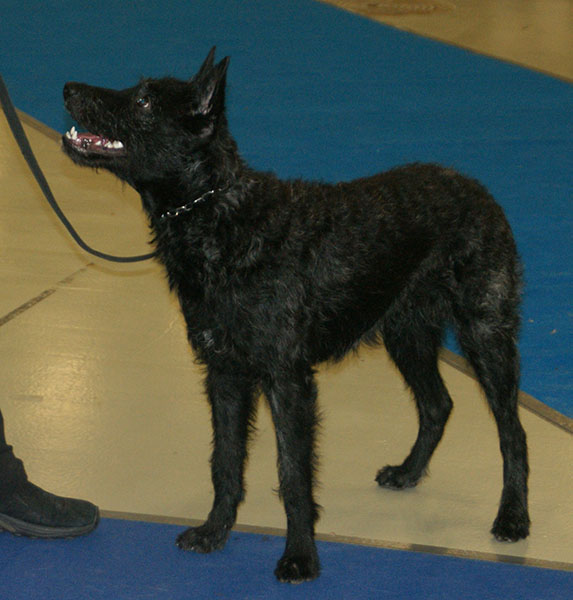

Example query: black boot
[0,450,99,538]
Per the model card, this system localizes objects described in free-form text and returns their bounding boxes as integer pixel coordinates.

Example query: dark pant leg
[0,409,27,493]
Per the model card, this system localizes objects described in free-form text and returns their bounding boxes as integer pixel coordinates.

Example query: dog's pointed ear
[195,47,216,81]
[194,56,230,117]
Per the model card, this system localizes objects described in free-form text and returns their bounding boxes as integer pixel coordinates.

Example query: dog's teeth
[65,127,78,141]
[112,141,124,149]
[94,140,102,146]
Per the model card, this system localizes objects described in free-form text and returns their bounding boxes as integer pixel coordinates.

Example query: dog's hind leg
[456,307,530,542]
[262,366,321,583]
[177,366,256,553]
[376,305,453,489]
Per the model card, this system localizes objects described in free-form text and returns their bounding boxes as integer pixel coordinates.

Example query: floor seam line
[0,264,91,328]
[100,509,573,572]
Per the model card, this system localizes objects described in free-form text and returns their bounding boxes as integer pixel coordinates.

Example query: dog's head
[62,48,230,187]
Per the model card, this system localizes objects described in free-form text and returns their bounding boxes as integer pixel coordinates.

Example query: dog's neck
[136,126,247,223]
[159,187,229,220]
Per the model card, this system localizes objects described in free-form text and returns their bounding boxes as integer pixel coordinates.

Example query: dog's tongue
[65,126,124,153]
[77,133,124,150]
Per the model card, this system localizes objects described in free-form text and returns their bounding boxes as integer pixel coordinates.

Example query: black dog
[62,48,529,583]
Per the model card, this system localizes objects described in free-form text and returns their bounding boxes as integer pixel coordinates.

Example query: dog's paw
[491,508,530,542]
[274,553,320,584]
[376,465,421,489]
[176,525,229,554]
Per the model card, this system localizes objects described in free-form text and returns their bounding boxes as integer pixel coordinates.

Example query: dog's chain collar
[160,187,226,220]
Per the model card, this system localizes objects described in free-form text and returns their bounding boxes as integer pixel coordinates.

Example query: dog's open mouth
[64,126,126,156]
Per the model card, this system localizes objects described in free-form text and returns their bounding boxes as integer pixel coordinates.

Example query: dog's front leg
[177,366,256,554]
[263,368,321,583]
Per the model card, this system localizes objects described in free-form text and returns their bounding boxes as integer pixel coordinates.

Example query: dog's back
[169,162,518,367]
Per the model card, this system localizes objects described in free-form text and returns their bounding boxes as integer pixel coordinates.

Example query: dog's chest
[181,285,251,359]
[197,329,217,352]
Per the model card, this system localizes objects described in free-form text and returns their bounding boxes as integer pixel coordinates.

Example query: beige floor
[321,0,573,81]
[1,0,572,573]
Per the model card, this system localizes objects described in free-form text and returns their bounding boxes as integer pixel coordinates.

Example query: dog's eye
[136,96,151,109]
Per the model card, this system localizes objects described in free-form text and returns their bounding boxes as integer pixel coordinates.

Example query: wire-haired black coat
[62,48,529,584]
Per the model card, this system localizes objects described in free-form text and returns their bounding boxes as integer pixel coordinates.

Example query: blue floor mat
[1,518,571,600]
[1,0,571,417]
